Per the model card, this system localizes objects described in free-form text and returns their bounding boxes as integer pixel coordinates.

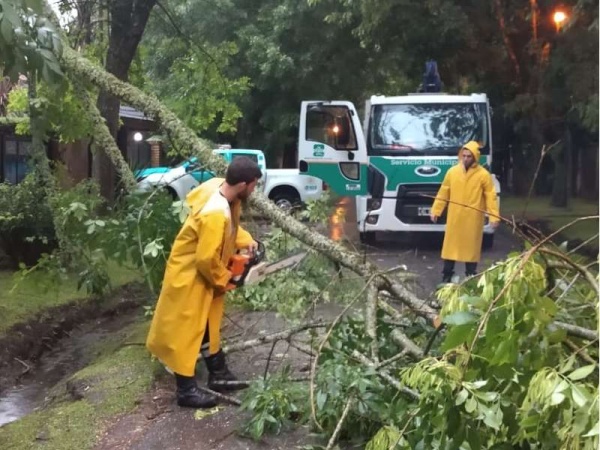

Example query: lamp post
[133,132,143,167]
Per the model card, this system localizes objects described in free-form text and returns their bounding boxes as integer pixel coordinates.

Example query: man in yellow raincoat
[430,141,500,282]
[146,156,262,408]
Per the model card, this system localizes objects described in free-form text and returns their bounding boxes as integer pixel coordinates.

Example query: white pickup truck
[264,169,325,210]
[136,149,324,209]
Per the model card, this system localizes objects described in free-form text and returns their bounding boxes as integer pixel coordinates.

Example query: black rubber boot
[465,262,478,279]
[442,260,455,283]
[204,350,247,392]
[175,374,217,408]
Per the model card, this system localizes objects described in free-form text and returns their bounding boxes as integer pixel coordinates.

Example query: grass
[0,320,156,450]
[500,196,599,249]
[0,261,141,334]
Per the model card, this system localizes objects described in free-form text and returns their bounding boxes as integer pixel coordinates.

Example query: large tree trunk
[551,126,572,207]
[95,0,156,201]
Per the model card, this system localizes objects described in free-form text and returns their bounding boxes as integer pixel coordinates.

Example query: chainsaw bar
[243,251,307,285]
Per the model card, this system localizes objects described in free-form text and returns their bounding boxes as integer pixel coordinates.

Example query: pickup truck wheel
[165,187,179,201]
[273,194,299,212]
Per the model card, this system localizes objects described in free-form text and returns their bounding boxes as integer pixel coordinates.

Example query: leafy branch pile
[233,250,598,450]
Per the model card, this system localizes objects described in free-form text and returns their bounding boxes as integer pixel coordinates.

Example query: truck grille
[394,184,447,225]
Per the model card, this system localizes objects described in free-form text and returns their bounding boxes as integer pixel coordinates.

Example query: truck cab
[298,93,500,247]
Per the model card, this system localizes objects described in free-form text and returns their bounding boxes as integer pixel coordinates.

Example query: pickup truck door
[298,101,368,196]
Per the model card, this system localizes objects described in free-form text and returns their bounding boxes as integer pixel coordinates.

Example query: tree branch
[222,321,330,354]
[540,247,599,296]
[351,350,419,400]
[325,396,354,450]
[70,78,137,191]
[493,0,522,84]
[555,321,599,342]
[365,284,379,362]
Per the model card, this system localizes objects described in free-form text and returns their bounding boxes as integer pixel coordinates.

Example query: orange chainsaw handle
[225,241,265,291]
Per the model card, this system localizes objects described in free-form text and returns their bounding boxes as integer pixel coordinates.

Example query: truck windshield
[368,103,489,156]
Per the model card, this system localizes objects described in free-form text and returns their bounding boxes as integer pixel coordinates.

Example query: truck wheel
[482,233,494,250]
[359,231,376,245]
[274,194,299,212]
[165,187,179,201]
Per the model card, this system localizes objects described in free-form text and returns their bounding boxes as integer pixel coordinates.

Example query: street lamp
[553,10,567,32]
[133,132,143,167]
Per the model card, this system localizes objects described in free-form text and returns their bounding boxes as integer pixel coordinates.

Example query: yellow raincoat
[146,178,254,376]
[431,141,500,263]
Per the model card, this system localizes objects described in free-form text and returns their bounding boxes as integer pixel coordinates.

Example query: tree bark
[492,0,521,85]
[95,0,156,201]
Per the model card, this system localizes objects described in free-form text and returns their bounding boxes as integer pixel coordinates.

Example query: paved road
[328,197,524,298]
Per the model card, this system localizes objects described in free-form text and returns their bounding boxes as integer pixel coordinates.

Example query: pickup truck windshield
[368,103,489,156]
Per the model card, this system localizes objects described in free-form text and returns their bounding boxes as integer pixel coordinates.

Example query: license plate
[417,207,431,216]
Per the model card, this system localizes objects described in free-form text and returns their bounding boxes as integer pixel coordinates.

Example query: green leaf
[455,389,468,406]
[490,334,518,366]
[554,379,570,393]
[462,295,487,309]
[441,324,475,351]
[559,354,576,374]
[316,391,327,410]
[571,385,589,407]
[520,413,540,430]
[482,406,503,430]
[473,391,499,402]
[583,420,600,437]
[465,396,477,413]
[538,296,557,315]
[573,405,591,434]
[443,311,478,325]
[550,392,565,405]
[568,364,596,381]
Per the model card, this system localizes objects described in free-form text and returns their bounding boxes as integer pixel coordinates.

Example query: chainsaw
[226,241,307,291]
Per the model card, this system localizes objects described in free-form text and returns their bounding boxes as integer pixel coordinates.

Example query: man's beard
[237,188,251,201]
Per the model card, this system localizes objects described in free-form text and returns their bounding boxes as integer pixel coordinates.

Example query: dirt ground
[0,284,147,394]
[94,306,344,450]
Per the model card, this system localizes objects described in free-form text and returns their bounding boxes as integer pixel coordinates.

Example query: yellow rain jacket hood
[431,141,500,263]
[146,178,254,376]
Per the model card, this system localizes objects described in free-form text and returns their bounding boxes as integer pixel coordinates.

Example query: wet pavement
[329,197,523,296]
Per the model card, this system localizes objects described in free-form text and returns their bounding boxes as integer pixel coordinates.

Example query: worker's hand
[247,240,259,255]
[490,221,500,230]
[430,214,438,223]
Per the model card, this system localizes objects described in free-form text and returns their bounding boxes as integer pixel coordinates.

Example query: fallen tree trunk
[56,41,438,325]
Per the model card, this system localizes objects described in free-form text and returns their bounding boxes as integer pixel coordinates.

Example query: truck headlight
[367,198,382,210]
[366,214,379,224]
